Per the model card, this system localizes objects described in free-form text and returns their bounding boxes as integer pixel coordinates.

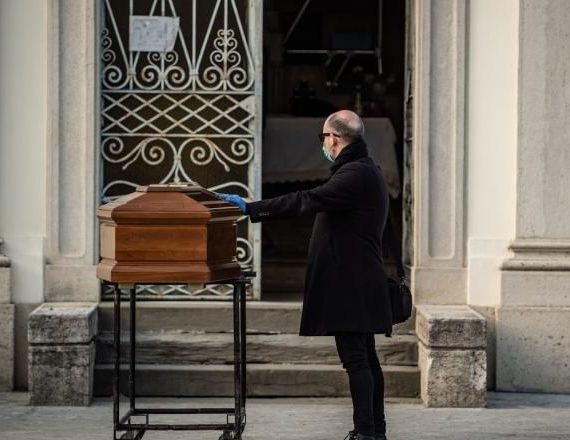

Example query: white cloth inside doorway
[262,116,401,198]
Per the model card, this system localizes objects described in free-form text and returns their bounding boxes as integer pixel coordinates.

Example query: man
[219,110,391,440]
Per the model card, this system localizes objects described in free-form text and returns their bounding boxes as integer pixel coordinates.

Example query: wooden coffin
[96,184,243,283]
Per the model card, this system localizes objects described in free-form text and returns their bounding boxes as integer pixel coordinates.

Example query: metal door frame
[97,0,263,300]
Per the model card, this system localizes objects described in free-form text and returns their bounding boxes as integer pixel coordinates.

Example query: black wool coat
[247,140,392,336]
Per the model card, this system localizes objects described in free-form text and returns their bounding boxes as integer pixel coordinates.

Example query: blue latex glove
[217,193,247,214]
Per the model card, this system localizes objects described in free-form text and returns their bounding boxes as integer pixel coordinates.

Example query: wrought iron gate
[99,0,261,299]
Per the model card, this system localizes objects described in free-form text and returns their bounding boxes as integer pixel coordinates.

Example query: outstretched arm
[246,165,364,223]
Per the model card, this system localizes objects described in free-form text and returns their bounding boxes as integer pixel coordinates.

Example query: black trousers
[335,333,386,437]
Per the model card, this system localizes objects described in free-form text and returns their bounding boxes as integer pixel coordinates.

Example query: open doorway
[260,0,407,301]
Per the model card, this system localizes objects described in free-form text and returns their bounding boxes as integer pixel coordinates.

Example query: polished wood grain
[96,185,242,283]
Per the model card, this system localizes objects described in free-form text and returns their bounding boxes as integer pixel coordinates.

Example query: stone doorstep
[95,332,418,366]
[93,363,420,398]
[28,303,98,345]
[97,301,415,335]
[98,301,303,334]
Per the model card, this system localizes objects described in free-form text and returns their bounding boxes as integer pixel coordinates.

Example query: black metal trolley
[108,271,254,440]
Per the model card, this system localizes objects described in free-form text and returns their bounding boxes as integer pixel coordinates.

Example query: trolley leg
[233,280,241,436]
[239,280,247,413]
[129,285,136,411]
[113,284,121,435]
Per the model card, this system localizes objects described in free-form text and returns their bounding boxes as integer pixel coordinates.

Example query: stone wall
[497,0,570,393]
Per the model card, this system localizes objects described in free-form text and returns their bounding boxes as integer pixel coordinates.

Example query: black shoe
[375,435,387,440]
[344,431,375,440]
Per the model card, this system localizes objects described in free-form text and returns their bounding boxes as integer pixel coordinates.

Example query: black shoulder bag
[384,210,413,328]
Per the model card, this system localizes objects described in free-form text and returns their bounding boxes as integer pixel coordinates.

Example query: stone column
[45,0,100,302]
[28,303,97,405]
[0,238,14,390]
[416,305,487,407]
[410,0,468,305]
[498,0,570,393]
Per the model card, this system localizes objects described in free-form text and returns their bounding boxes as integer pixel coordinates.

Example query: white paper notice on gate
[129,16,180,52]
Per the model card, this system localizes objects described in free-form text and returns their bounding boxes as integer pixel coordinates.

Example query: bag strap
[383,207,407,281]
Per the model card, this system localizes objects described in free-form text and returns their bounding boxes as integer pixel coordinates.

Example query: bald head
[324,110,365,144]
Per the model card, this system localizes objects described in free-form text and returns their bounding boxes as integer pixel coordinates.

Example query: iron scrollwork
[100,0,257,299]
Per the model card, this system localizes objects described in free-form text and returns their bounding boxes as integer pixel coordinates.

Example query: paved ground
[1,392,570,440]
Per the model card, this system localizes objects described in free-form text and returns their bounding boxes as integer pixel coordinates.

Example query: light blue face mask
[322,144,334,162]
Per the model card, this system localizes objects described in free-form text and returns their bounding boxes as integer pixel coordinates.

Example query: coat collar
[330,139,369,174]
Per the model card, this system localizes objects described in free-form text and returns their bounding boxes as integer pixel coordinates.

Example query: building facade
[0,0,569,399]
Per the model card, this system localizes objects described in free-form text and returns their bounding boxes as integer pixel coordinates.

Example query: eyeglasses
[318,132,341,142]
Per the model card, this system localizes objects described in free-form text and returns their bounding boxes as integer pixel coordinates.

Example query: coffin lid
[96,183,242,223]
